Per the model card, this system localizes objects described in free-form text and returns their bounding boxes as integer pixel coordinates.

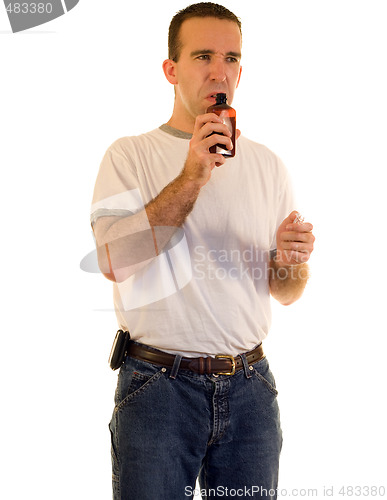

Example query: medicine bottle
[206,93,236,157]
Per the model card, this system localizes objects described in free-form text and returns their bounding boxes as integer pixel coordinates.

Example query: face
[164,17,242,131]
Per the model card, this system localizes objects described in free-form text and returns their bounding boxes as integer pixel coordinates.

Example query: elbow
[97,253,127,283]
[101,271,118,282]
[96,246,119,282]
[95,233,158,283]
[269,284,304,306]
[278,297,297,306]
[270,291,293,306]
[96,249,136,283]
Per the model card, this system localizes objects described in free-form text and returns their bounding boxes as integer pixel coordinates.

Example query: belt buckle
[215,354,236,376]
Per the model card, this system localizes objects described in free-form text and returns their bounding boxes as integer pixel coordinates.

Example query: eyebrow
[190,49,242,59]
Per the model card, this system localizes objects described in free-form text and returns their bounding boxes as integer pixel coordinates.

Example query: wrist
[178,169,205,192]
[270,257,309,281]
[271,256,293,270]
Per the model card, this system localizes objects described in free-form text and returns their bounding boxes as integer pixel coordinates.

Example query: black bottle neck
[215,93,227,105]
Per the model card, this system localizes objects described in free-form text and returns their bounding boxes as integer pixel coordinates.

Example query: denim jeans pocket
[253,358,279,397]
[115,363,164,411]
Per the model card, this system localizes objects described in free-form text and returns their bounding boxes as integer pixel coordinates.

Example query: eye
[197,54,211,61]
[226,57,239,63]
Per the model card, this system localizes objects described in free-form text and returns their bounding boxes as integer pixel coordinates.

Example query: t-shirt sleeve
[90,139,145,227]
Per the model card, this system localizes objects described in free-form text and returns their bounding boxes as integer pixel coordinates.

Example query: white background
[1,1,386,498]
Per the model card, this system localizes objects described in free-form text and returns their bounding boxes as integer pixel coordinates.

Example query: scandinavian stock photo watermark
[81,225,309,312]
[193,245,309,282]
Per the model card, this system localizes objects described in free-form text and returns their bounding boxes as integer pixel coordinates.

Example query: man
[91,3,315,499]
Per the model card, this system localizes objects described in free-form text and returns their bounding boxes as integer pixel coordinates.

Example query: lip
[206,96,217,104]
[205,92,227,102]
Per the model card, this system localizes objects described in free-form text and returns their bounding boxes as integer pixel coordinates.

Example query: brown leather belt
[127,341,265,376]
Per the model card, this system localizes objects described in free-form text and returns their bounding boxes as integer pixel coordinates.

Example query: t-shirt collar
[159,123,193,140]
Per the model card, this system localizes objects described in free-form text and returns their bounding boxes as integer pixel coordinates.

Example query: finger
[279,234,314,252]
[194,113,224,135]
[288,251,310,263]
[213,154,226,167]
[284,210,301,225]
[279,231,314,243]
[201,122,232,141]
[286,222,313,233]
[275,250,310,266]
[203,133,234,152]
[280,240,313,253]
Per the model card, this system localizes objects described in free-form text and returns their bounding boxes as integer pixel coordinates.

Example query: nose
[209,57,226,82]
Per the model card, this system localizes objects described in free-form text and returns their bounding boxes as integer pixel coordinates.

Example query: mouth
[206,92,226,102]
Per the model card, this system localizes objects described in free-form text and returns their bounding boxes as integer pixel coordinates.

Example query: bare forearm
[145,171,201,227]
[269,259,309,306]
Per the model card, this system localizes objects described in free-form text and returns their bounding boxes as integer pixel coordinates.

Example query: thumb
[290,210,303,223]
[280,210,300,228]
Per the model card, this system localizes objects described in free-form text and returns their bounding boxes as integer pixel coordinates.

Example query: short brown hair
[168,2,242,62]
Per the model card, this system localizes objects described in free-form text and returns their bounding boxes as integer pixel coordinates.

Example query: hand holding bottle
[181,112,235,187]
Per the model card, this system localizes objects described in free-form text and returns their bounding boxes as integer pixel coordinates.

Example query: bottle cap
[215,93,227,104]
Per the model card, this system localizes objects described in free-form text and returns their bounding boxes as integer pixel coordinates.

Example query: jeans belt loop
[239,353,252,379]
[169,354,182,380]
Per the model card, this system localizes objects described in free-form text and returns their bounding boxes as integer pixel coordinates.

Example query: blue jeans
[109,345,282,499]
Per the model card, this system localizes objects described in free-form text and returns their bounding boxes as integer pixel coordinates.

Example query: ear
[162,59,178,85]
[236,65,242,89]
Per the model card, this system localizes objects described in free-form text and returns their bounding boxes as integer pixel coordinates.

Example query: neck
[166,97,197,134]
[166,117,194,134]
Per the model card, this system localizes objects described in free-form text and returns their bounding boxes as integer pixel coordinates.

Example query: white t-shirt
[91,125,295,357]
